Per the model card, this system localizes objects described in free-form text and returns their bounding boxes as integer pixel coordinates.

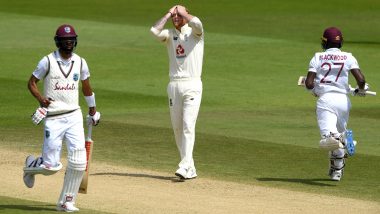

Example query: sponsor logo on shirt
[176,44,186,58]
[54,81,76,90]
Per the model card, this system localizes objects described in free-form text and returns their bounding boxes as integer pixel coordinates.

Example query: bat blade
[79,125,93,194]
[79,139,93,194]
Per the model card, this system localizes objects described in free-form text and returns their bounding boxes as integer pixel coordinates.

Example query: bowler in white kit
[23,24,100,212]
[150,5,204,179]
[305,27,368,181]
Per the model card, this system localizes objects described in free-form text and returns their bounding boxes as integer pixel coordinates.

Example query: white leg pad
[58,148,86,205]
[328,149,345,181]
[23,157,63,175]
[319,137,344,151]
[67,148,87,171]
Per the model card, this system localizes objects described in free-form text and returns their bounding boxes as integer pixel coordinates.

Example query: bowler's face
[172,11,184,30]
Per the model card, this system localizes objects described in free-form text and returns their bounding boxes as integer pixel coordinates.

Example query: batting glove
[354,83,369,97]
[87,111,101,126]
[31,107,48,125]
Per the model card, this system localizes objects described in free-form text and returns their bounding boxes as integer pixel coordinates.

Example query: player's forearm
[153,12,171,31]
[82,78,97,115]
[351,69,366,89]
[305,72,316,90]
[81,79,93,96]
[28,76,44,104]
[181,13,194,23]
[151,13,171,41]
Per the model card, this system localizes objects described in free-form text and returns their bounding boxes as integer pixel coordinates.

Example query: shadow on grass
[0,204,55,212]
[345,40,380,45]
[91,172,183,182]
[257,177,337,187]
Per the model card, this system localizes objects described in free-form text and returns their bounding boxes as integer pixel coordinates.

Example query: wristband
[84,93,96,107]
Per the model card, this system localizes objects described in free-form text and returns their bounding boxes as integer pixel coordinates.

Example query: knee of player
[319,134,344,151]
[67,148,87,171]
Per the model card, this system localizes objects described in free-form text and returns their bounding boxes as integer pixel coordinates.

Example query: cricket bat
[297,76,306,86]
[79,124,94,194]
[297,76,376,96]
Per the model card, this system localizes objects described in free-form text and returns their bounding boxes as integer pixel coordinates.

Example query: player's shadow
[257,177,336,187]
[0,204,56,212]
[345,40,380,45]
[92,172,181,182]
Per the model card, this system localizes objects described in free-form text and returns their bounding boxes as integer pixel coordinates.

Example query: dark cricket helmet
[54,24,78,53]
[321,27,343,49]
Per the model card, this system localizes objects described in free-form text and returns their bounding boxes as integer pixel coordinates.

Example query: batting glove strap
[86,111,101,126]
[84,93,96,107]
[31,107,48,125]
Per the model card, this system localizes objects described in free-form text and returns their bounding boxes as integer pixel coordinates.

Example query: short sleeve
[150,27,170,42]
[347,54,360,70]
[32,57,49,79]
[308,54,318,73]
[80,58,90,80]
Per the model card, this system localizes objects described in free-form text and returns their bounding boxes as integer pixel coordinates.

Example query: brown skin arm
[305,72,316,90]
[28,75,51,107]
[350,69,366,89]
[82,78,96,116]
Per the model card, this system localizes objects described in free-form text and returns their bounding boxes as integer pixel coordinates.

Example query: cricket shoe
[23,155,35,188]
[329,169,343,181]
[175,167,197,179]
[56,202,79,212]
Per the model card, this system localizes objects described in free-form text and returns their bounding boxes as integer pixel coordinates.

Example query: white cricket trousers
[167,78,202,170]
[42,109,85,167]
[316,93,351,137]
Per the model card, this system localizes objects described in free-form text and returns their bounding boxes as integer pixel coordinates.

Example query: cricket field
[0,0,379,213]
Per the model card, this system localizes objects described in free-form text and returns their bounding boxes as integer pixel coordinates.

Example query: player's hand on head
[87,111,101,126]
[176,5,188,14]
[168,5,177,16]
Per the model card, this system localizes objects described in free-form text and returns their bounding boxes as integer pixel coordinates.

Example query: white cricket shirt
[32,51,90,115]
[308,48,360,96]
[151,17,204,80]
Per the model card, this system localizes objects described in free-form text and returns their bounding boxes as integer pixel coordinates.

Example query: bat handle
[366,91,377,96]
[87,124,93,141]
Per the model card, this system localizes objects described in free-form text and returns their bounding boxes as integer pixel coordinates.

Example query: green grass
[0,196,111,214]
[1,1,380,212]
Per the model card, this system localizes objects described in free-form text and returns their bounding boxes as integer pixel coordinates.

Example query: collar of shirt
[175,24,189,34]
[54,50,73,65]
[325,48,341,52]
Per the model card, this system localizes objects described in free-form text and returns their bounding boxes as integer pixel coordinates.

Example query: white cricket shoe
[56,202,79,212]
[23,155,35,188]
[186,167,197,179]
[175,167,197,179]
[330,169,343,181]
